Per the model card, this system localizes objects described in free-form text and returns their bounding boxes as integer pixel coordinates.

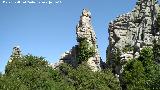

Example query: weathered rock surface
[76,9,101,71]
[9,46,22,62]
[54,9,102,71]
[107,0,160,76]
[54,46,78,68]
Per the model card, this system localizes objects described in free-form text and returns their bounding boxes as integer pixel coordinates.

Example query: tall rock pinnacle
[76,9,101,71]
[9,46,22,62]
[107,0,160,76]
[55,9,102,71]
[76,9,96,44]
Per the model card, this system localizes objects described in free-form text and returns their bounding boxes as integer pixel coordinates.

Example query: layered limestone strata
[54,9,102,71]
[9,46,22,62]
[107,0,160,76]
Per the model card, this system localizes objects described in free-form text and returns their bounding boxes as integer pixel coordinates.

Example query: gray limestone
[54,9,102,71]
[107,0,160,76]
[76,9,101,71]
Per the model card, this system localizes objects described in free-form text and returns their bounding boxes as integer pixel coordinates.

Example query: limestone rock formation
[107,0,160,76]
[76,9,101,71]
[55,9,102,71]
[9,46,22,62]
[53,46,78,69]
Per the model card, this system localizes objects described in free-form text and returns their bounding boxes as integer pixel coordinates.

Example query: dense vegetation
[0,55,120,90]
[122,47,160,90]
[0,37,120,90]
[0,55,64,90]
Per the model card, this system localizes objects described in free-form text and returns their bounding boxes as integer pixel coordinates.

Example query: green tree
[59,63,120,90]
[122,59,146,90]
[1,52,121,90]
[1,55,73,90]
[122,47,160,90]
[108,48,121,74]
[76,38,95,63]
[153,39,160,63]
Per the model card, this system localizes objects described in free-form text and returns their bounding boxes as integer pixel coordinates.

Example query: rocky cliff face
[54,9,102,71]
[9,46,22,62]
[107,0,160,76]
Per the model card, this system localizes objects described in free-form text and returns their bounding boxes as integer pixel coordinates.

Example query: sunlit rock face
[54,9,102,71]
[76,9,101,71]
[107,0,160,76]
[9,46,22,62]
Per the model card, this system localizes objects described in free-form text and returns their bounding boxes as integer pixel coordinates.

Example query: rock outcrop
[107,0,160,76]
[54,9,102,71]
[76,9,101,71]
[52,46,78,69]
[9,46,22,62]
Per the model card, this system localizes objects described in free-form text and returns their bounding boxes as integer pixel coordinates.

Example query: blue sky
[0,0,156,72]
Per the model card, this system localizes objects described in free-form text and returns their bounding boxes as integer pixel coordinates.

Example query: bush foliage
[76,38,96,63]
[0,55,120,90]
[122,47,160,90]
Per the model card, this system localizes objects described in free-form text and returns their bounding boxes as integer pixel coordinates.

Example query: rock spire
[76,9,101,71]
[55,9,102,71]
